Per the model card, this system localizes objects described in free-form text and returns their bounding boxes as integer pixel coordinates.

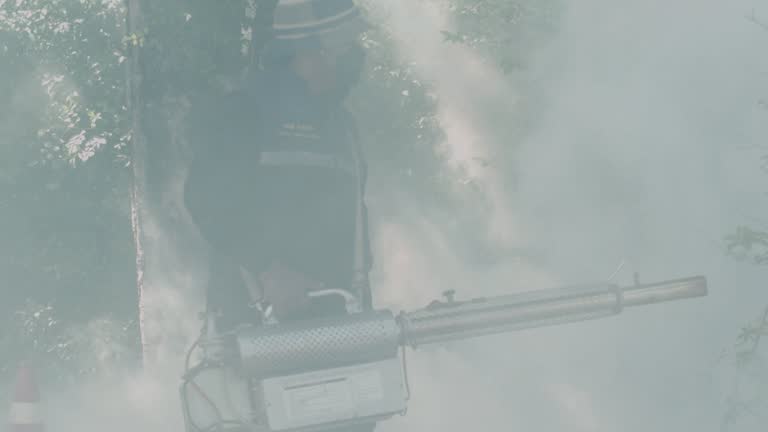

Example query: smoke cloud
[369,0,768,431]
[3,0,767,431]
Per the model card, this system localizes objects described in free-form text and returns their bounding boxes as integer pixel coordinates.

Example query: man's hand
[244,262,321,321]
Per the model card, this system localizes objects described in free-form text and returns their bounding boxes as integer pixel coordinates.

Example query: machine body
[180,276,707,432]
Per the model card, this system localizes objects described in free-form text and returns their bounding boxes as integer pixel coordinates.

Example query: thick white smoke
[369,0,768,431]
[4,0,767,431]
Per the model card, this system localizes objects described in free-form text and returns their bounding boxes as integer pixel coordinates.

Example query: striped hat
[268,0,368,54]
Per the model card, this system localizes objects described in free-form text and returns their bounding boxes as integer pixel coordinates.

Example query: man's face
[292,40,360,95]
[293,49,337,94]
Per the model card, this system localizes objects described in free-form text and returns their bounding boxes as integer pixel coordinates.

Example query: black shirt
[183,69,371,323]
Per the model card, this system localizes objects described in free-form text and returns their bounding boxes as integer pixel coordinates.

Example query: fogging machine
[180,275,707,432]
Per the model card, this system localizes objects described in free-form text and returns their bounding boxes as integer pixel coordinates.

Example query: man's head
[262,0,368,97]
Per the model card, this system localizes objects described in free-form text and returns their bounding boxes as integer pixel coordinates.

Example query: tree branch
[747,9,768,32]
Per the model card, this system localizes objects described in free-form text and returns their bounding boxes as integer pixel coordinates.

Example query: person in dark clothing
[183,0,373,330]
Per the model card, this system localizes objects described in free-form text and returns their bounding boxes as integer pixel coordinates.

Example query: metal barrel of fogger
[237,276,707,376]
[399,276,707,347]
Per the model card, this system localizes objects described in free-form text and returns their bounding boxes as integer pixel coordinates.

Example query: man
[183,0,373,331]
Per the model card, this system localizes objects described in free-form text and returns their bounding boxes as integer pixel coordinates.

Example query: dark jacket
[184,69,372,325]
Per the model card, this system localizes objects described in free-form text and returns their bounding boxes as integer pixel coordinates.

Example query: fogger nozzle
[236,276,707,377]
[398,276,707,347]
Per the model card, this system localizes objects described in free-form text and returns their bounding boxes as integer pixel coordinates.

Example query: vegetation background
[0,0,765,430]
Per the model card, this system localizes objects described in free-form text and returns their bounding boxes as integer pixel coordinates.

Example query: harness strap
[340,110,373,311]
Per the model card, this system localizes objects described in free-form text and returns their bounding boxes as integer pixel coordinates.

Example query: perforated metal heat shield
[236,311,401,377]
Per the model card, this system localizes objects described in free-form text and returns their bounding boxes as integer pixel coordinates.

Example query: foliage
[0,0,561,380]
[0,0,137,377]
[445,0,559,73]
[0,0,130,165]
[726,226,768,265]
[720,307,768,431]
[352,0,561,206]
[719,11,768,427]
[0,300,140,385]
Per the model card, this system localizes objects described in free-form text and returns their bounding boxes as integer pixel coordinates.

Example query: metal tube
[400,276,707,347]
[232,276,707,376]
[621,276,707,307]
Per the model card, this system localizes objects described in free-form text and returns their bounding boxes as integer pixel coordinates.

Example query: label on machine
[261,358,407,431]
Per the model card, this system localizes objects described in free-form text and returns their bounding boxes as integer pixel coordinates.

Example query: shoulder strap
[340,109,374,310]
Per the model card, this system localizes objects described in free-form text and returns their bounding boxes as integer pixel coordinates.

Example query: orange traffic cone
[8,364,44,432]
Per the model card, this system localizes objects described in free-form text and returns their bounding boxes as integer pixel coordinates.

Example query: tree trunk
[125,0,208,367]
[125,0,150,365]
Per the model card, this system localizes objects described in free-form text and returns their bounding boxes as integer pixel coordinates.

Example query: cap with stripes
[269,0,367,52]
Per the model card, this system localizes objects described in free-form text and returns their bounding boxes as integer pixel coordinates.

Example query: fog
[4,0,768,431]
[371,0,768,431]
